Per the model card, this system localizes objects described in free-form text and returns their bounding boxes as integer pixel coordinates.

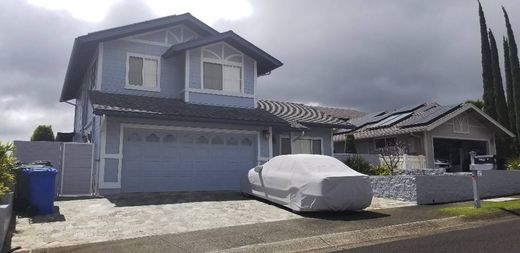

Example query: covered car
[241,154,373,212]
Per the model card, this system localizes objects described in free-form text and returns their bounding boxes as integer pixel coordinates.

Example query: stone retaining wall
[370,170,520,204]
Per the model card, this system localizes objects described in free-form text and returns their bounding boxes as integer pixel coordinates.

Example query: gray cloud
[1,0,520,142]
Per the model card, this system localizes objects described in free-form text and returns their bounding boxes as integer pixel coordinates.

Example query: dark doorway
[433,138,488,172]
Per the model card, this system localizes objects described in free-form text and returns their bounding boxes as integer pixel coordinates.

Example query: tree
[489,30,510,128]
[503,6,520,147]
[377,140,407,175]
[504,38,517,134]
[0,141,15,197]
[479,1,497,119]
[344,134,357,153]
[465,99,484,110]
[30,125,55,141]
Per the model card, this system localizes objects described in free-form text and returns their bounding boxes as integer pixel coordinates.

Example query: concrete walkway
[11,192,414,252]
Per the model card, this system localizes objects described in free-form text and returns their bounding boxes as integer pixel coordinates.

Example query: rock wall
[369,176,417,202]
[370,170,520,204]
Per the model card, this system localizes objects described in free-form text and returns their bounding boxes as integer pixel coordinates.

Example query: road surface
[336,218,520,253]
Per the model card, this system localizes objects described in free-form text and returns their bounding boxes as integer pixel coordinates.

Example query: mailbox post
[469,151,496,209]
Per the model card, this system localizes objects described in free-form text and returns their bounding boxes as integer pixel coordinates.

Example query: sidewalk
[24,204,461,253]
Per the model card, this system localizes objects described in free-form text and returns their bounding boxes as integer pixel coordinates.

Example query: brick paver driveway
[11,192,413,251]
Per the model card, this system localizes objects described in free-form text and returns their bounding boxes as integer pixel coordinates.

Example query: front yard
[437,198,520,217]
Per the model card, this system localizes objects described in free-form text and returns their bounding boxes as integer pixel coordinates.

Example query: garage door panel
[121,128,257,192]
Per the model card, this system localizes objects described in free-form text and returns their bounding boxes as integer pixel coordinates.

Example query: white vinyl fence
[14,141,94,196]
[334,153,427,170]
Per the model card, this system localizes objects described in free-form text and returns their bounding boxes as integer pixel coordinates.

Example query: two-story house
[60,14,350,195]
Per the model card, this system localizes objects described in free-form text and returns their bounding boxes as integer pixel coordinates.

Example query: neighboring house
[334,103,515,172]
[60,13,350,194]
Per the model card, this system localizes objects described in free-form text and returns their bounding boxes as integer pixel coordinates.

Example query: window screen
[203,62,223,90]
[281,138,291,155]
[128,56,143,86]
[386,137,397,147]
[223,65,241,92]
[128,56,158,88]
[143,59,158,88]
[312,140,322,154]
[375,139,386,149]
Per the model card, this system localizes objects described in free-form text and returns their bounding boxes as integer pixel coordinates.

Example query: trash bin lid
[22,167,58,175]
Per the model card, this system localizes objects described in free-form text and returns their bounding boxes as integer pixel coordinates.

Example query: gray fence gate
[14,141,94,196]
[60,143,93,196]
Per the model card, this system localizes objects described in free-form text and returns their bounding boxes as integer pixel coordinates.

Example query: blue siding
[101,39,185,98]
[188,48,201,89]
[188,92,255,108]
[243,55,255,94]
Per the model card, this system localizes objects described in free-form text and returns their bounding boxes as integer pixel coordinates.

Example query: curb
[213,216,466,253]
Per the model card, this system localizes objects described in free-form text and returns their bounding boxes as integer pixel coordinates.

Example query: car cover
[242,154,373,212]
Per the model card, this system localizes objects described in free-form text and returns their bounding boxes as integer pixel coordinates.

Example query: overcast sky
[2,0,520,142]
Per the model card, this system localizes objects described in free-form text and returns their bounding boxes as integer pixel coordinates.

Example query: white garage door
[121,128,258,192]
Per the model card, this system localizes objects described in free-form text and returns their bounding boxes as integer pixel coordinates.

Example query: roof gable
[60,13,218,101]
[162,31,282,76]
[343,103,515,140]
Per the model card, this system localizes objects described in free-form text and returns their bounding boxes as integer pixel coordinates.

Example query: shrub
[31,125,55,141]
[507,156,520,170]
[345,155,374,175]
[0,141,16,197]
[373,164,393,176]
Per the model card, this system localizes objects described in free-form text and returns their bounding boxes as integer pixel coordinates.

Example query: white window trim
[279,135,324,155]
[124,52,161,92]
[187,88,254,98]
[120,25,198,47]
[199,42,245,95]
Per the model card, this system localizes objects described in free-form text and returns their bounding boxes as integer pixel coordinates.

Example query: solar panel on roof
[401,104,460,127]
[367,112,412,129]
[391,103,426,114]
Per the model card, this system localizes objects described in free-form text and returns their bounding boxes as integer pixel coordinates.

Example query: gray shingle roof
[89,91,290,127]
[334,102,515,141]
[258,100,353,129]
[313,106,367,120]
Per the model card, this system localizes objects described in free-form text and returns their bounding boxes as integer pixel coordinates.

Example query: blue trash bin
[23,167,58,215]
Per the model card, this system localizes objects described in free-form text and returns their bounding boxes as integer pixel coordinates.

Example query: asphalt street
[336,218,520,253]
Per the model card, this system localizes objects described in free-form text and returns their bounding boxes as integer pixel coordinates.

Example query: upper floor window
[201,43,243,93]
[125,53,160,92]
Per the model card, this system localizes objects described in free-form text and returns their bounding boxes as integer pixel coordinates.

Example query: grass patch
[437,199,520,217]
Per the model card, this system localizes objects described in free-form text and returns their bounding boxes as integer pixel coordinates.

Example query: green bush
[373,164,393,176]
[345,155,375,175]
[507,156,520,170]
[30,125,54,141]
[0,141,16,197]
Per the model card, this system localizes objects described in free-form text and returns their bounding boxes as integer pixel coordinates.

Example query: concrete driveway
[11,192,413,251]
